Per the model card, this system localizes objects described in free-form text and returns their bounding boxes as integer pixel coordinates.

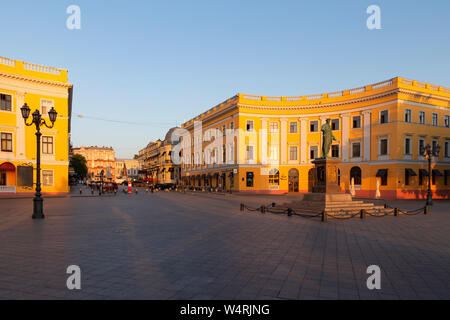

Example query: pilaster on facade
[299,117,308,164]
[362,110,372,161]
[340,113,351,162]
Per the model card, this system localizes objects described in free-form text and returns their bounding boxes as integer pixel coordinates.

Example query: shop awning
[405,168,417,176]
[432,169,443,176]
[376,169,388,178]
[419,169,429,176]
[0,162,15,171]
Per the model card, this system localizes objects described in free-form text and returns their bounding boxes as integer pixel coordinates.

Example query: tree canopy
[71,154,88,179]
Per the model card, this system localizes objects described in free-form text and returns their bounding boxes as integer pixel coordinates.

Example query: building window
[310,121,318,132]
[419,139,425,157]
[246,120,254,132]
[0,94,12,111]
[41,99,53,115]
[310,146,318,160]
[445,141,450,158]
[380,139,388,156]
[445,115,450,128]
[269,145,279,161]
[230,122,234,131]
[405,138,411,155]
[268,169,279,185]
[289,121,297,133]
[350,166,361,185]
[380,110,389,124]
[289,146,298,161]
[405,109,412,123]
[246,145,254,161]
[331,144,339,158]
[419,111,426,124]
[432,140,439,154]
[1,133,12,152]
[269,122,279,134]
[432,113,438,126]
[42,136,54,154]
[352,142,361,158]
[352,116,361,128]
[222,125,226,136]
[246,172,254,187]
[331,119,340,130]
[42,170,54,187]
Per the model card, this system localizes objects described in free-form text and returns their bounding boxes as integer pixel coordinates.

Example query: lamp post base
[32,197,45,219]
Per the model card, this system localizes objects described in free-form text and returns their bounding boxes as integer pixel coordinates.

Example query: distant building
[115,158,141,182]
[73,146,115,181]
[139,127,181,185]
[0,56,73,195]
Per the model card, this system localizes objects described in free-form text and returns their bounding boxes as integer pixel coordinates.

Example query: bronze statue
[321,118,336,158]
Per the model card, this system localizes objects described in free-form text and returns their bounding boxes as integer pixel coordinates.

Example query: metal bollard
[80,188,82,195]
[360,209,365,219]
[287,208,293,217]
[272,203,276,208]
[394,208,399,217]
[424,206,429,215]
[240,203,245,211]
[260,205,265,214]
[322,211,327,222]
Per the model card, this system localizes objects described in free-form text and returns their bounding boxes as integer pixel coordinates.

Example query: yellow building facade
[180,77,450,199]
[0,57,72,195]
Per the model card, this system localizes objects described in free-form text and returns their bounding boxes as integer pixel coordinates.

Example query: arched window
[350,166,362,185]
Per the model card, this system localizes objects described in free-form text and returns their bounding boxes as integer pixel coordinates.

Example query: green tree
[133,154,139,159]
[71,154,88,179]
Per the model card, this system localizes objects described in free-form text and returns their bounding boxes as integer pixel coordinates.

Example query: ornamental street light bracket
[20,103,58,219]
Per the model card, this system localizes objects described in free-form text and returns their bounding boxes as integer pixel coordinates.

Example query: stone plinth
[311,158,342,193]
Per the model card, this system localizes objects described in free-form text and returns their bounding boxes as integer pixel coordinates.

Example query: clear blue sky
[1,0,449,158]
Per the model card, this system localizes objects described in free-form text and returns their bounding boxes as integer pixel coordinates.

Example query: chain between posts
[239,202,430,222]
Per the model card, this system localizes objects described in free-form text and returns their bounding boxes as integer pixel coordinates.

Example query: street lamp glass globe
[21,103,30,119]
[48,107,58,123]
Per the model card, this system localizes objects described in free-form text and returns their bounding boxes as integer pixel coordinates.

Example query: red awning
[0,162,15,171]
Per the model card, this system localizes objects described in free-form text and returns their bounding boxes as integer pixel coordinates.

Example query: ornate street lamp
[20,103,58,219]
[420,143,440,206]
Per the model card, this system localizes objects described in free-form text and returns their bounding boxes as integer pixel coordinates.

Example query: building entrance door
[288,168,299,192]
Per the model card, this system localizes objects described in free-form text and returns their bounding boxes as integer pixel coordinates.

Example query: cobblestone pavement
[0,188,449,300]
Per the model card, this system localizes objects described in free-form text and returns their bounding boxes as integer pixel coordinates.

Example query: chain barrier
[240,202,430,222]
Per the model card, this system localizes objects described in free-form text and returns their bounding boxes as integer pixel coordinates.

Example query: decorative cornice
[237,89,399,111]
[0,71,72,88]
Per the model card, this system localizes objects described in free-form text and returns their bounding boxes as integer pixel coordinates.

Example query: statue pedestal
[311,158,342,194]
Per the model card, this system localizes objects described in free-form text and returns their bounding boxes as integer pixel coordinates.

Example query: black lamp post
[420,143,440,206]
[20,103,58,219]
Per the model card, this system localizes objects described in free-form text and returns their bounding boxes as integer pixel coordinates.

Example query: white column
[299,117,308,164]
[260,118,268,165]
[341,113,350,162]
[15,91,26,160]
[280,119,287,165]
[362,111,372,161]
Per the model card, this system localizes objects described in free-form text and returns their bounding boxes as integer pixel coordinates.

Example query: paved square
[0,189,449,300]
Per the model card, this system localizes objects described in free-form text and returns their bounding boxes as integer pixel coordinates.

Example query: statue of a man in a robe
[321,119,336,158]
